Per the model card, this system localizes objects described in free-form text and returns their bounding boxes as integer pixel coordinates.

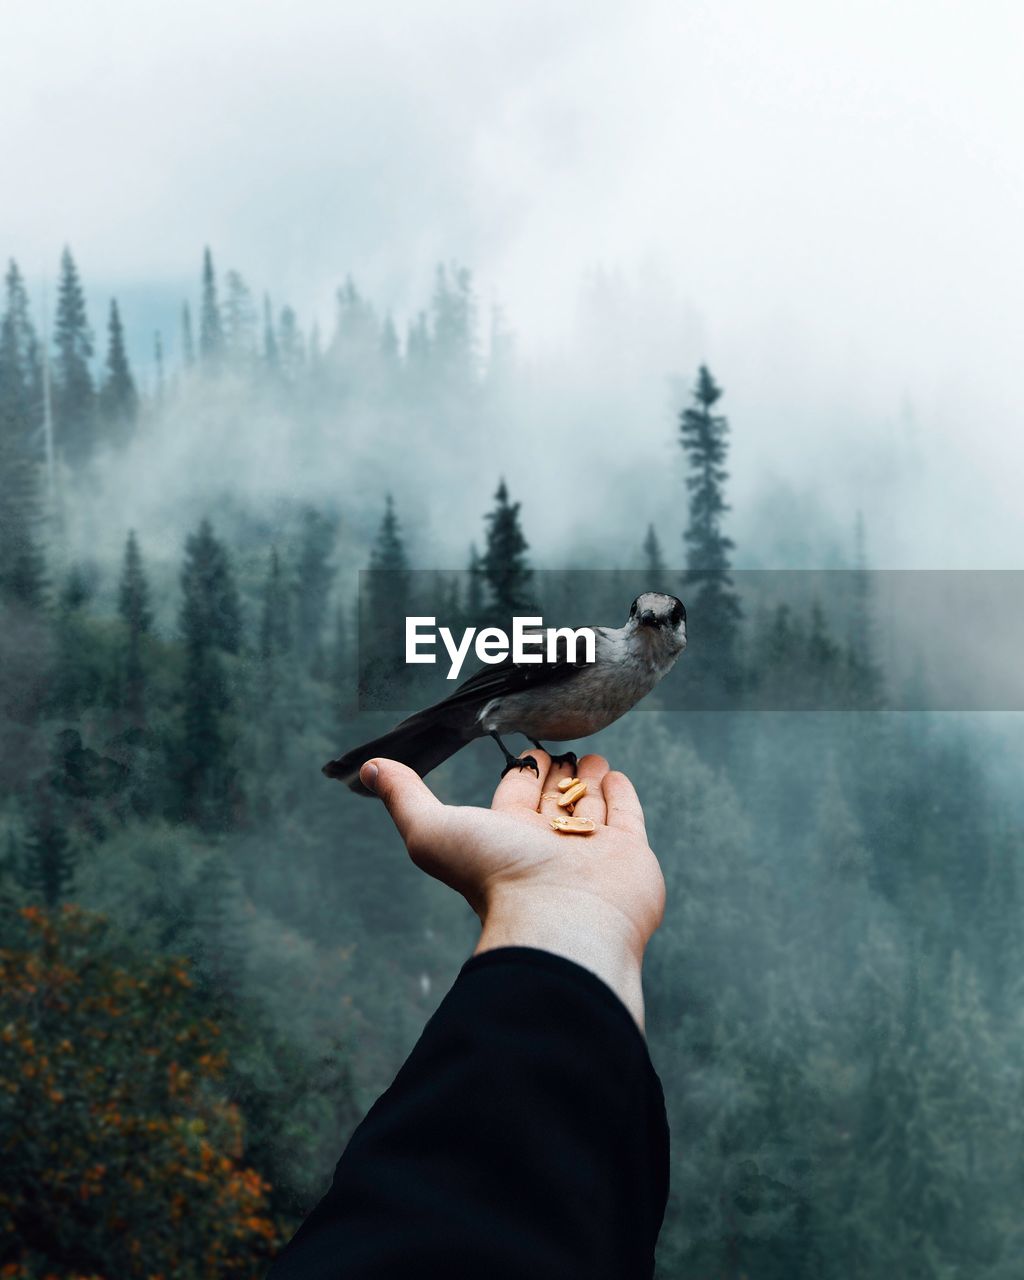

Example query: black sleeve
[267,946,669,1279]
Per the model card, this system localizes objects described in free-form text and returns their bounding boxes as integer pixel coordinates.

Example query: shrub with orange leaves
[0,906,282,1278]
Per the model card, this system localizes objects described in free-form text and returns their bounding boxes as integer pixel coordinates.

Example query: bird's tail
[323,712,469,796]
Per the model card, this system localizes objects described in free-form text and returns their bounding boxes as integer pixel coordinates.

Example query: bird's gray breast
[478,629,672,742]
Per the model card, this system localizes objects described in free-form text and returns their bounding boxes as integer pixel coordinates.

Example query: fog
[2,0,1023,568]
[5,8,1024,1275]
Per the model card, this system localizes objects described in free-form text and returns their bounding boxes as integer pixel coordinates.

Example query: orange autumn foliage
[0,907,282,1279]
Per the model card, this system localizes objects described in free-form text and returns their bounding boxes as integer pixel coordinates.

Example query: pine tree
[642,523,667,577]
[153,331,165,404]
[362,496,411,703]
[178,520,239,827]
[198,248,224,371]
[294,509,335,672]
[21,792,75,907]
[98,300,138,445]
[259,547,291,661]
[481,480,533,617]
[118,530,152,721]
[180,518,242,654]
[223,270,255,368]
[262,294,278,371]
[0,261,46,607]
[52,247,96,469]
[679,365,742,692]
[431,262,476,385]
[181,302,196,368]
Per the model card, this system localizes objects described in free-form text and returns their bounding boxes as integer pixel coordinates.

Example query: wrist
[474,885,648,1031]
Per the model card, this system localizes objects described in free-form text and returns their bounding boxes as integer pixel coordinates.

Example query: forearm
[268,948,668,1279]
[475,885,648,1031]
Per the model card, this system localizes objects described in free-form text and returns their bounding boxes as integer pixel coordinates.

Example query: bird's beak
[639,609,657,627]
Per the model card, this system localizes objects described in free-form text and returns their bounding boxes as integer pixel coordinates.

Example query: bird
[323,592,687,796]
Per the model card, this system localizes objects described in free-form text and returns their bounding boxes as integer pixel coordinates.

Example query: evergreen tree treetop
[54,247,93,367]
[181,301,196,368]
[199,247,224,370]
[118,529,152,635]
[260,546,292,662]
[369,494,410,577]
[180,518,242,655]
[481,479,533,615]
[0,265,46,608]
[52,247,96,468]
[0,260,41,418]
[643,523,667,577]
[99,299,138,440]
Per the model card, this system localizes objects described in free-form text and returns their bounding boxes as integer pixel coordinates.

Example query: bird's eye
[670,603,683,626]
[629,599,638,618]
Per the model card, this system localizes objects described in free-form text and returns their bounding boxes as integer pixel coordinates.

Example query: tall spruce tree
[262,294,279,371]
[642,523,667,578]
[259,547,292,662]
[198,248,224,372]
[679,365,742,692]
[20,792,75,907]
[431,262,476,386]
[294,509,335,672]
[362,496,411,703]
[153,331,165,404]
[117,530,152,721]
[99,300,138,445]
[481,480,533,617]
[181,301,196,368]
[53,247,95,469]
[178,519,239,827]
[0,261,46,607]
[180,518,242,655]
[223,270,256,368]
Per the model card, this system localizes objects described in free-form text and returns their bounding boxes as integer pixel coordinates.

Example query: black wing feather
[423,631,586,717]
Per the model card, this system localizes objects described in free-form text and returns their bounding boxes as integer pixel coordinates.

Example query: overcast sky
[2,0,1022,566]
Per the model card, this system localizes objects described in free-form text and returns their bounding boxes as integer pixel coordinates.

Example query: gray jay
[324,592,687,795]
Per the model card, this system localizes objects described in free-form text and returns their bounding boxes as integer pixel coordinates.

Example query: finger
[562,753,609,826]
[491,747,551,812]
[362,758,446,848]
[602,770,648,839]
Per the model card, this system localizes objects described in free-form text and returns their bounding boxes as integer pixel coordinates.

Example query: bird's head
[626,592,687,654]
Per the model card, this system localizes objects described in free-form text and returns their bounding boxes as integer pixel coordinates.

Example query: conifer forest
[1,236,1022,1278]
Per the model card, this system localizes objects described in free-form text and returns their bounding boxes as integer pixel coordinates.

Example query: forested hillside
[1,249,1022,1278]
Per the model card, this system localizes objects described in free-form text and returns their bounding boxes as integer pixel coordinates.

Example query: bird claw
[547,750,578,770]
[500,754,540,779]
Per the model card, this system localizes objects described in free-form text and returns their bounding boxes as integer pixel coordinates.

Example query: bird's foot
[500,754,540,779]
[547,750,578,770]
[528,740,578,772]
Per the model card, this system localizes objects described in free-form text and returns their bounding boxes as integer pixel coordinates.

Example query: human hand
[358,751,665,1029]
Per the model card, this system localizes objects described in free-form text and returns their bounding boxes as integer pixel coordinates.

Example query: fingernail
[359,761,379,793]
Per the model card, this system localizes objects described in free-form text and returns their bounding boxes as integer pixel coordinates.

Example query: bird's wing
[423,627,600,717]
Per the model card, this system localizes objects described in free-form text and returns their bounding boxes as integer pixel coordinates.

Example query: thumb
[361,758,445,851]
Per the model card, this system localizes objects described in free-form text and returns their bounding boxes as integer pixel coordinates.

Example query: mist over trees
[1,245,1022,1277]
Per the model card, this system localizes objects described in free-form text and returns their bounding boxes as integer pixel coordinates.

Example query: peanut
[550,815,597,835]
[557,776,581,793]
[556,780,588,808]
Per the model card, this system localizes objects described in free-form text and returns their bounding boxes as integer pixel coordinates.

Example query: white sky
[1,0,1022,567]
